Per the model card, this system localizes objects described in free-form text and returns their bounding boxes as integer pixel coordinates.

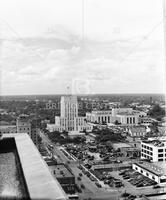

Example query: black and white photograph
[0,0,166,200]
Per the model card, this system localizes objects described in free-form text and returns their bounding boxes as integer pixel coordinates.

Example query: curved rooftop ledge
[3,133,68,200]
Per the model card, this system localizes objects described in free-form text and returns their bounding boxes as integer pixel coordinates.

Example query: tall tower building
[51,95,92,132]
[60,95,78,118]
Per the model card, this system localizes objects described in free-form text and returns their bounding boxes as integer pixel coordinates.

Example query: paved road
[39,131,122,200]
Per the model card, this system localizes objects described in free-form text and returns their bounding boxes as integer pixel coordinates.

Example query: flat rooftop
[2,133,68,200]
[117,112,135,116]
[134,161,166,176]
[113,142,132,149]
[142,140,166,147]
[49,164,74,178]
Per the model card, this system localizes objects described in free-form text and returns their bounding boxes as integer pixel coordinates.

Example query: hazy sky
[0,0,165,95]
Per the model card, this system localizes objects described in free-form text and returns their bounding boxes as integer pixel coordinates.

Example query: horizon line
[0,93,165,97]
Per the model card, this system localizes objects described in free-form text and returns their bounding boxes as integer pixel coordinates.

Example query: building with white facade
[112,108,140,125]
[141,138,166,162]
[86,107,146,126]
[132,137,166,185]
[86,110,112,124]
[47,95,92,133]
[128,126,147,137]
[132,162,166,185]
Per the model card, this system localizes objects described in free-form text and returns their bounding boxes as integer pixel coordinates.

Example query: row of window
[134,166,156,180]
[127,117,136,124]
[141,149,153,155]
[158,149,166,153]
[141,153,152,160]
[158,154,166,157]
[142,145,153,151]
[98,116,110,123]
[158,158,166,161]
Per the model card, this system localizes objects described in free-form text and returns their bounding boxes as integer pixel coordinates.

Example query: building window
[146,173,149,176]
[140,170,143,173]
[158,154,163,158]
[135,167,138,170]
[133,118,135,123]
[158,149,163,153]
[158,159,163,161]
[152,176,155,180]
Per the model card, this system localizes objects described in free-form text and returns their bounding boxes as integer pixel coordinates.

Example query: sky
[0,0,165,95]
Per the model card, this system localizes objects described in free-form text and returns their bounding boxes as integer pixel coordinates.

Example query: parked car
[95,182,102,188]
[80,184,85,189]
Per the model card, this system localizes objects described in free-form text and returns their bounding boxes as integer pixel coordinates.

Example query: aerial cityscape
[0,0,166,200]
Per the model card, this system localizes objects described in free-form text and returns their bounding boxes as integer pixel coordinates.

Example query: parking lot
[118,169,157,188]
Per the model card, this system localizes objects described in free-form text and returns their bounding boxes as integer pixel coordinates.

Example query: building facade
[128,126,147,137]
[132,137,166,185]
[86,110,112,124]
[47,95,92,132]
[141,139,166,162]
[0,125,17,134]
[16,115,38,146]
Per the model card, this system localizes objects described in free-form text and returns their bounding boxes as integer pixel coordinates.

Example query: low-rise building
[128,126,147,137]
[139,117,153,125]
[49,164,75,194]
[132,161,166,185]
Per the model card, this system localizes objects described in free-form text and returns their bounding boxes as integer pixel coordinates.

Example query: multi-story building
[86,110,112,124]
[0,125,17,134]
[0,115,38,146]
[16,114,31,135]
[139,116,154,126]
[16,114,38,146]
[86,107,146,126]
[0,133,67,200]
[141,138,166,162]
[47,95,92,133]
[132,137,166,185]
[112,108,139,125]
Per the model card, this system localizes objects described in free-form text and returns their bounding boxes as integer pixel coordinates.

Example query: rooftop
[112,142,132,149]
[49,164,74,178]
[2,133,68,200]
[142,140,166,147]
[117,112,136,116]
[129,126,146,133]
[134,161,166,176]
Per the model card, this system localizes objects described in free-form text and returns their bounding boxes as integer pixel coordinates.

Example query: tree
[148,104,165,119]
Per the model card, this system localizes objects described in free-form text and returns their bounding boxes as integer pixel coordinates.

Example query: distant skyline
[0,0,165,95]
